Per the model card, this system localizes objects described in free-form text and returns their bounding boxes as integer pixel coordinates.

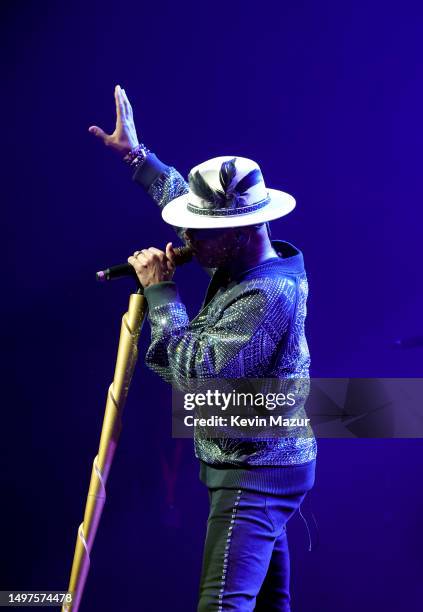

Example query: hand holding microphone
[96,244,193,284]
[127,242,176,288]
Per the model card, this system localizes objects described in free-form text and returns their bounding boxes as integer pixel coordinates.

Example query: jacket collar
[269,239,305,273]
[233,239,305,282]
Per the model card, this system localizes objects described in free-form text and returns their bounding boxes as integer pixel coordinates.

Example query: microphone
[96,245,194,282]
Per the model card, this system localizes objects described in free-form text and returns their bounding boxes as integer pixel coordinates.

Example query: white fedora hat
[161,156,296,229]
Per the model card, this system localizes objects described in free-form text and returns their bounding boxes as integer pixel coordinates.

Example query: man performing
[89,85,317,611]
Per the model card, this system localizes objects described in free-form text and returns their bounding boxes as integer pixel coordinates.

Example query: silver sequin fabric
[145,166,317,467]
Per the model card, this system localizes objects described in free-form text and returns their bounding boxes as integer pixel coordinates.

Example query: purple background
[3,0,423,610]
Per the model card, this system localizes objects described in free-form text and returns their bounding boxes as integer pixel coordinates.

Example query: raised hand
[88,85,139,157]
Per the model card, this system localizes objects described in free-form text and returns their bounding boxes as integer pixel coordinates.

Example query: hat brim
[161,189,296,229]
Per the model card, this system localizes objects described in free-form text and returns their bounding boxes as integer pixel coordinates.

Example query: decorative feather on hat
[189,158,263,210]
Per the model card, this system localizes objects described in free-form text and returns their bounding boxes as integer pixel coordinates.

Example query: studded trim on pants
[218,489,242,611]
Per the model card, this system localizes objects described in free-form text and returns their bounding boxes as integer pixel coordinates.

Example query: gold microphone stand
[62,287,147,612]
[62,245,191,610]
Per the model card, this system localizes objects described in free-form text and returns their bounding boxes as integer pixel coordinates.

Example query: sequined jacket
[133,154,317,472]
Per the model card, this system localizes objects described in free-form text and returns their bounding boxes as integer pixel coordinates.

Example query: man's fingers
[114,84,124,122]
[132,249,149,261]
[166,242,176,265]
[121,89,133,117]
[128,246,175,271]
[88,125,109,143]
[147,247,166,260]
[128,254,147,268]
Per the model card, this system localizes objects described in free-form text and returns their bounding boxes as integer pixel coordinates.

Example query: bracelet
[123,143,151,170]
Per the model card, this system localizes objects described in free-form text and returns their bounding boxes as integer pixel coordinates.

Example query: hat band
[187,195,271,217]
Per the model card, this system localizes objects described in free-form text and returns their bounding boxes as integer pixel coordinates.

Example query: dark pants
[197,487,307,611]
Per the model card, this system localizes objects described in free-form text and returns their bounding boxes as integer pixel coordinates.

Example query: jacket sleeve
[143,276,296,386]
[132,152,215,277]
[132,153,189,242]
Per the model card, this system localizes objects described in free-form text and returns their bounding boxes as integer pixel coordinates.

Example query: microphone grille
[174,245,194,266]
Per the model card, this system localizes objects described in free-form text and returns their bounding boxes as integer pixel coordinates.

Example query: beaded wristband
[123,143,150,170]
